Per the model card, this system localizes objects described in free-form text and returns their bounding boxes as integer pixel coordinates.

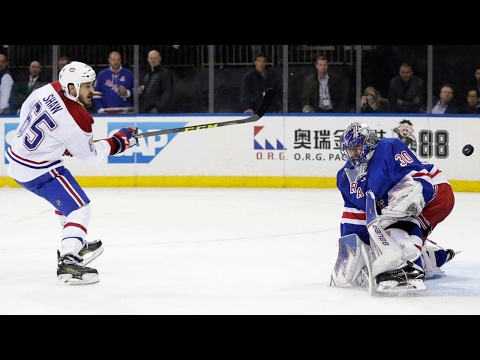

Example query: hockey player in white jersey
[329,121,458,294]
[5,61,137,285]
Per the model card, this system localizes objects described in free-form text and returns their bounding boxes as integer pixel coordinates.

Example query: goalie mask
[59,61,96,101]
[340,121,379,167]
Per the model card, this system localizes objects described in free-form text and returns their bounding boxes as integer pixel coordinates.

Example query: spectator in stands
[360,86,391,113]
[249,45,284,66]
[93,51,134,114]
[388,62,426,113]
[138,49,174,113]
[466,64,480,97]
[58,56,70,71]
[432,84,460,114]
[302,56,348,113]
[241,52,281,113]
[14,60,50,114]
[459,88,480,114]
[0,54,17,115]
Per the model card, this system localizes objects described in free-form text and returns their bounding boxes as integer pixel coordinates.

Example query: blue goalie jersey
[337,137,449,244]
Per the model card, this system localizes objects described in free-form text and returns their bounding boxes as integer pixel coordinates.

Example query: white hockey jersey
[5,81,112,182]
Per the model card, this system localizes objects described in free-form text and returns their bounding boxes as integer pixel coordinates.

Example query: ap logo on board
[3,122,188,165]
[108,122,187,164]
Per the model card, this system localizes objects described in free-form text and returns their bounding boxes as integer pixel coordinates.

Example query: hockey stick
[133,88,276,138]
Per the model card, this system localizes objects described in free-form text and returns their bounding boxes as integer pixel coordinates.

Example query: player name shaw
[43,94,63,114]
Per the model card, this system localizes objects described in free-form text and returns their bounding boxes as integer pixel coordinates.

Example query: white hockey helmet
[58,61,96,100]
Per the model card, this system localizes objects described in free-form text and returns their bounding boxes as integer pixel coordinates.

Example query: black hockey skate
[78,239,104,265]
[375,263,426,293]
[57,239,104,266]
[445,248,456,263]
[57,254,99,285]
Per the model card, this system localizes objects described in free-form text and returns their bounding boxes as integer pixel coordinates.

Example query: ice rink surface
[0,186,479,315]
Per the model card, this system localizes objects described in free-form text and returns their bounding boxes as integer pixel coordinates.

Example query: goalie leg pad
[366,192,403,278]
[330,234,367,287]
[366,191,427,294]
[387,228,422,264]
[369,227,423,279]
[372,228,426,293]
[368,223,405,278]
[366,191,418,277]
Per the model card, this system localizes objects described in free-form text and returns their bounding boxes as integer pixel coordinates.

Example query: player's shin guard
[365,191,426,292]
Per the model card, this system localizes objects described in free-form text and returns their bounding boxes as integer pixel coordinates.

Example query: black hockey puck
[463,144,474,156]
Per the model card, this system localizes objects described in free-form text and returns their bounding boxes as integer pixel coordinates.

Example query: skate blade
[57,273,100,286]
[376,279,427,294]
[80,247,104,266]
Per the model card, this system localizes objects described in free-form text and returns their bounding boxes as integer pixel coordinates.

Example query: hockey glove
[381,175,425,217]
[108,126,138,155]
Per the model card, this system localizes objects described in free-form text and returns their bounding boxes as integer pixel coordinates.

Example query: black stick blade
[255,88,276,118]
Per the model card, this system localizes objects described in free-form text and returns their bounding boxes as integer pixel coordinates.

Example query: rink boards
[1,114,479,192]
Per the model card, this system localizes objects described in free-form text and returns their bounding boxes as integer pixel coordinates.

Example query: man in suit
[302,56,349,113]
[431,84,460,114]
[241,52,281,114]
[138,49,174,113]
[388,63,427,113]
[14,60,50,114]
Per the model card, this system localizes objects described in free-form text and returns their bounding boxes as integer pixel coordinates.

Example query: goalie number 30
[418,130,448,159]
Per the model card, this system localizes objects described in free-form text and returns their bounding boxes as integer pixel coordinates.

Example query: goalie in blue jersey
[329,121,458,293]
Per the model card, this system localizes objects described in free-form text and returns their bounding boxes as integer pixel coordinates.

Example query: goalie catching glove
[381,174,425,218]
[106,126,138,155]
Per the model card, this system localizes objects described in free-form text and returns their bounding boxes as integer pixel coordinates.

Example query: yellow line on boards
[0,177,478,192]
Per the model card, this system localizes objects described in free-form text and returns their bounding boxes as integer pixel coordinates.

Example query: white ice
[0,186,479,315]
